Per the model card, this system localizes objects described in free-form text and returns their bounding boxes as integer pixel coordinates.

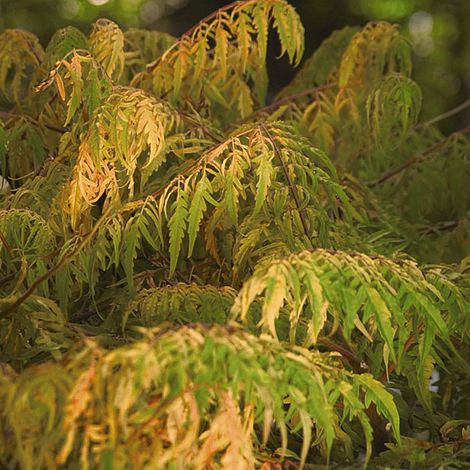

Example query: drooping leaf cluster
[0,1,469,468]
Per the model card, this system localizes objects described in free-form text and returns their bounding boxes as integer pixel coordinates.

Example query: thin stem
[0,206,113,320]
[0,110,67,134]
[324,248,412,267]
[146,0,244,72]
[242,83,337,123]
[143,127,252,202]
[419,216,470,235]
[0,273,16,285]
[451,335,470,353]
[261,122,315,249]
[40,130,254,296]
[177,0,242,40]
[368,124,470,187]
[0,229,14,258]
[429,440,470,470]
[317,337,363,373]
[415,98,470,129]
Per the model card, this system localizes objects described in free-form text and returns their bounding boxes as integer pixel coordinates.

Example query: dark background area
[1,0,469,131]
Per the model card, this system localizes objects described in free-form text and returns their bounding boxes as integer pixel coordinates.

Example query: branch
[69,309,98,323]
[368,124,470,188]
[317,337,364,373]
[0,110,67,134]
[415,98,470,130]
[0,206,113,320]
[0,229,14,258]
[178,109,223,143]
[261,122,315,249]
[0,126,256,318]
[324,248,412,267]
[242,83,337,123]
[419,216,470,236]
[177,0,242,40]
[145,128,252,202]
[146,0,244,72]
[0,273,16,285]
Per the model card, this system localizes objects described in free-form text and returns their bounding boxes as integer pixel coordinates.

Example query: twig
[0,273,16,285]
[368,124,470,187]
[415,98,470,129]
[178,109,223,143]
[242,83,337,123]
[69,309,98,323]
[450,335,470,353]
[0,229,14,258]
[0,206,112,320]
[0,110,67,134]
[261,123,315,249]
[429,440,470,470]
[317,337,364,373]
[419,216,470,235]
[146,0,243,72]
[324,248,413,267]
[178,1,242,41]
[142,127,253,202]
[260,83,336,114]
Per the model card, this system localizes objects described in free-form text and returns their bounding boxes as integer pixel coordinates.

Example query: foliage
[0,1,469,468]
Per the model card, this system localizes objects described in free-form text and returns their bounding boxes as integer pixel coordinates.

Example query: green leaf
[169,185,189,275]
[415,292,449,338]
[357,374,401,444]
[187,174,212,257]
[367,287,396,362]
[253,148,274,215]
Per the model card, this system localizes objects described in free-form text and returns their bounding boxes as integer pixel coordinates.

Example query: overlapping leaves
[0,2,469,468]
[0,325,400,468]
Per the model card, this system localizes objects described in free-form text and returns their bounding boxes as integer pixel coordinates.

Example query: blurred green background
[0,0,469,131]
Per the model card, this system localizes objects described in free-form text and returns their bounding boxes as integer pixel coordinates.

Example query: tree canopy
[0,1,469,468]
